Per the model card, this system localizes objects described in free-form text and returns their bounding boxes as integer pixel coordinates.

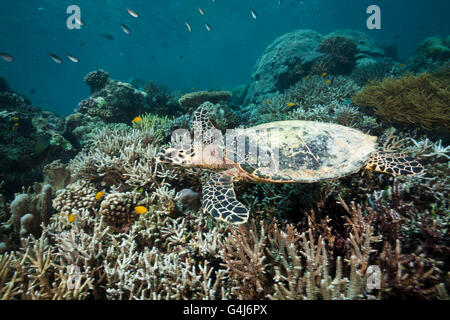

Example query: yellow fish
[304,75,310,79]
[398,63,404,67]
[287,102,296,107]
[132,116,142,123]
[12,122,19,131]
[137,187,144,193]
[325,80,331,85]
[321,72,328,77]
[68,213,76,223]
[11,116,19,122]
[134,206,148,214]
[265,100,271,104]
[95,191,105,200]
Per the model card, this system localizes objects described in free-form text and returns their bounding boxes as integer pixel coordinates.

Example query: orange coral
[352,69,450,131]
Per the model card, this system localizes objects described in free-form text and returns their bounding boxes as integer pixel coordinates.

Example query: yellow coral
[352,69,450,131]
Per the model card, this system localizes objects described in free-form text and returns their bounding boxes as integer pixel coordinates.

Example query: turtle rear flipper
[364,152,423,176]
[203,173,248,224]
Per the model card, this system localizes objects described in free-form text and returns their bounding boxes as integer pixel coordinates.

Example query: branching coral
[243,75,362,126]
[350,60,402,86]
[352,69,450,131]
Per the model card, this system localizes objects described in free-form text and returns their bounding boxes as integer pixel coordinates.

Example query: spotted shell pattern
[224,120,377,182]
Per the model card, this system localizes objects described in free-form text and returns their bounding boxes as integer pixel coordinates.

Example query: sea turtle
[156,105,423,224]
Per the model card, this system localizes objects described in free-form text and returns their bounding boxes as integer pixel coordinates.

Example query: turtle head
[156,143,229,170]
[156,144,196,167]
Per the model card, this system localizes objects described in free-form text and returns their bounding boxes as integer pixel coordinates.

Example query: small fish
[134,206,148,214]
[251,8,258,19]
[132,116,142,123]
[11,116,19,122]
[95,191,105,200]
[205,23,212,32]
[102,33,114,40]
[68,213,76,223]
[198,7,205,15]
[265,100,271,104]
[12,122,19,131]
[137,187,144,193]
[185,21,192,32]
[321,72,328,77]
[325,79,331,85]
[49,54,62,64]
[120,24,131,34]
[398,63,404,67]
[127,8,139,18]
[191,87,196,90]
[305,75,310,79]
[0,53,14,62]
[66,54,79,63]
[287,102,296,107]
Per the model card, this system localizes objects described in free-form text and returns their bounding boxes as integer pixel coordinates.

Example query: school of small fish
[1,2,310,65]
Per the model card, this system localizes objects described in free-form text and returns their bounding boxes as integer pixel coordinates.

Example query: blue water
[0,0,449,116]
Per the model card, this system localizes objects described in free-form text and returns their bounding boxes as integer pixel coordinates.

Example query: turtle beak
[155,150,171,164]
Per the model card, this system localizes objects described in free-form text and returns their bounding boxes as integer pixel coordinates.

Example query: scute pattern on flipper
[364,152,424,176]
[203,173,249,224]
[193,105,217,145]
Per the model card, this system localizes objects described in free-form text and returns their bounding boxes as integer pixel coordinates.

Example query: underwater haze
[0,0,449,115]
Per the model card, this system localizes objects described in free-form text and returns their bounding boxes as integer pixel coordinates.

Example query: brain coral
[352,68,450,131]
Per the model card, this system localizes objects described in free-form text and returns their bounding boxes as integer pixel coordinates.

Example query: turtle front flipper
[364,152,423,176]
[203,173,248,224]
[193,105,220,145]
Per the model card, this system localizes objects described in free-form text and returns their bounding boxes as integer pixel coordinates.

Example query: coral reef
[350,60,402,86]
[0,81,74,199]
[79,71,149,123]
[178,90,232,110]
[315,36,358,75]
[0,117,448,300]
[352,69,450,131]
[242,75,365,127]
[84,70,110,94]
[0,183,53,252]
[244,29,387,104]
[1,27,449,301]
[143,81,183,116]
[415,35,450,62]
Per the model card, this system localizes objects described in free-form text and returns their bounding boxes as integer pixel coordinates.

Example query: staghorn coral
[222,197,382,300]
[350,60,402,86]
[243,75,362,126]
[352,69,450,131]
[0,180,233,300]
[68,127,170,190]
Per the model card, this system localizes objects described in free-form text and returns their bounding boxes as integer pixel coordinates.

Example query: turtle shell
[224,120,377,182]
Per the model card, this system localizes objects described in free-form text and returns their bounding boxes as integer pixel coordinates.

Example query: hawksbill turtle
[156,105,423,224]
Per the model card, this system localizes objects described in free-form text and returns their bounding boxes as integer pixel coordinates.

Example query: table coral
[178,90,232,110]
[352,69,450,131]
